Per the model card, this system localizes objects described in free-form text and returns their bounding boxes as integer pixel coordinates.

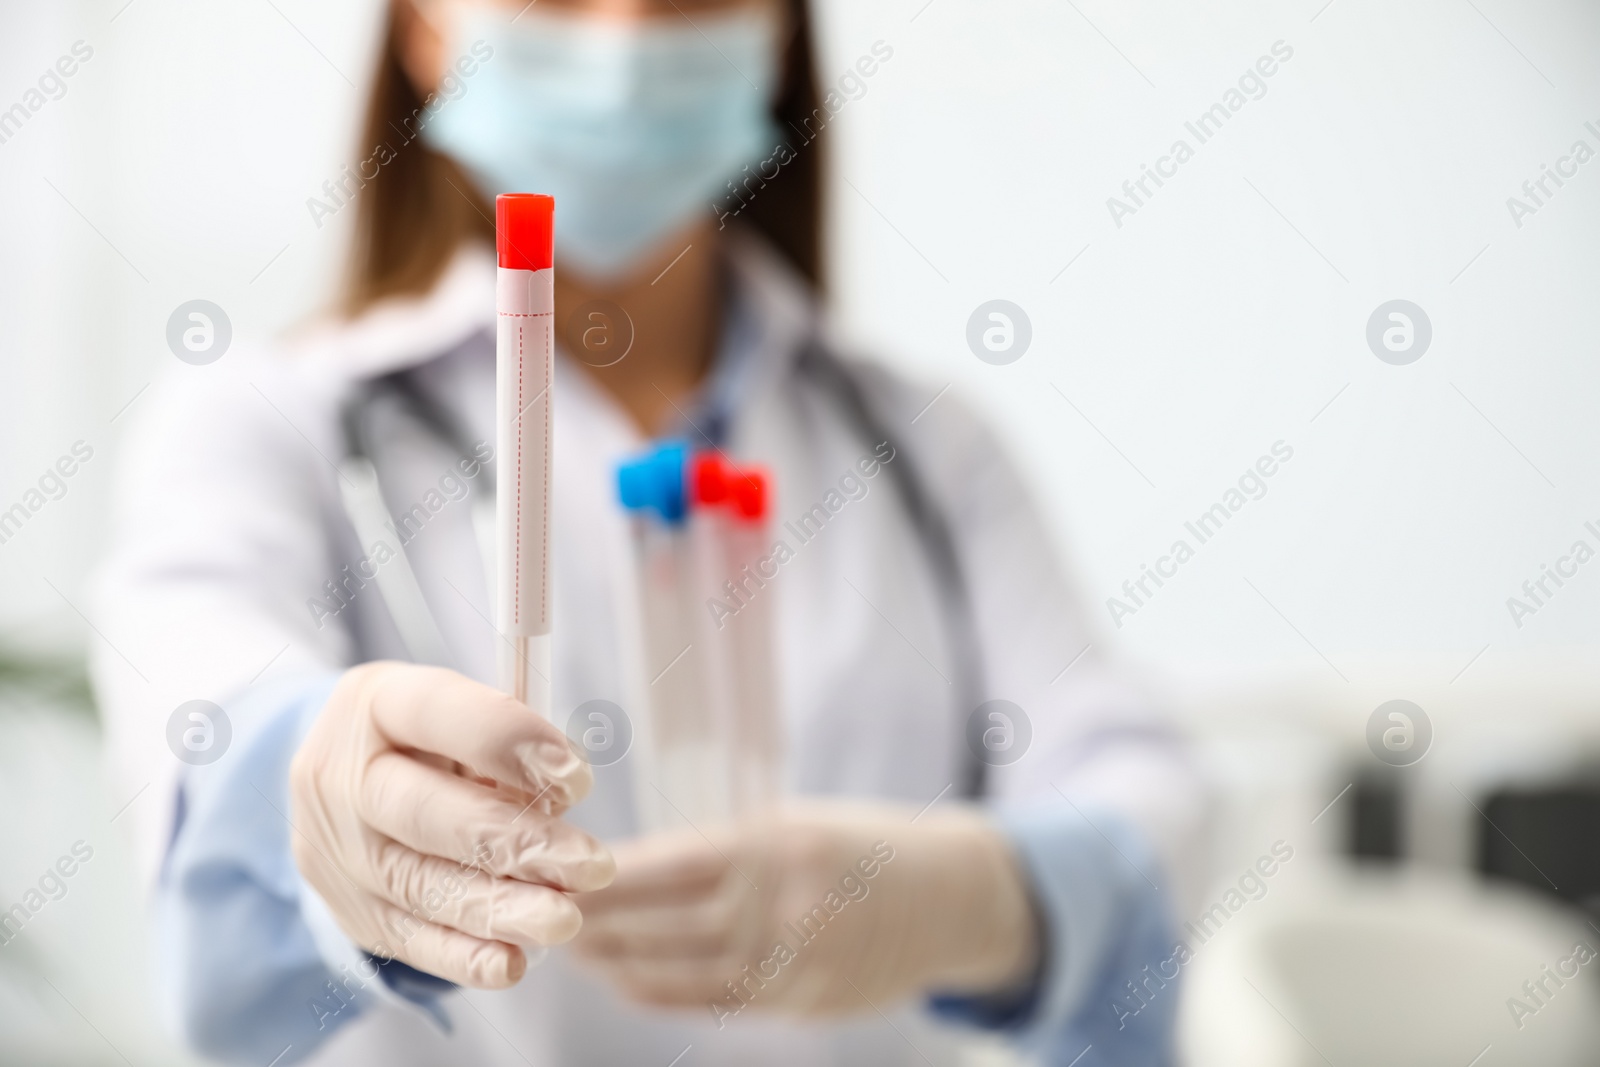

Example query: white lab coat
[92,234,1206,1066]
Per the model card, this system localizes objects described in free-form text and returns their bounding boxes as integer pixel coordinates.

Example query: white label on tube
[496,266,554,639]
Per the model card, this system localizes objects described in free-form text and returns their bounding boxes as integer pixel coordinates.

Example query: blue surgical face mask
[423,8,780,279]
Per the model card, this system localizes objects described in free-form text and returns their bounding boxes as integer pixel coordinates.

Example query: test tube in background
[618,443,784,833]
[689,454,782,816]
[618,443,730,831]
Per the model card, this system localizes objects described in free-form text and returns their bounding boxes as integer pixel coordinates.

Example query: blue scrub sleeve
[157,672,452,1065]
[929,804,1180,1067]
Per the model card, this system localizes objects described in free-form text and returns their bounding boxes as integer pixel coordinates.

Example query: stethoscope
[339,332,990,800]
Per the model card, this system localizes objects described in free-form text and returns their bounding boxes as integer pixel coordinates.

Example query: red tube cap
[730,468,769,522]
[690,453,732,507]
[497,194,554,271]
[690,453,768,521]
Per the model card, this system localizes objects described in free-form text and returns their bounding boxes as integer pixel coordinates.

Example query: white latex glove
[571,802,1038,1019]
[289,662,614,988]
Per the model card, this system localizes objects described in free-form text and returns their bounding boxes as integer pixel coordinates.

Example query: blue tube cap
[617,440,689,524]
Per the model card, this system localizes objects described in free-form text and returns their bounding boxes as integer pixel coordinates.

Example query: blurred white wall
[0,0,379,645]
[819,0,1600,699]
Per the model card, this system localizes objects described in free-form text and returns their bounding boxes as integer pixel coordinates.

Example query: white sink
[1180,870,1600,1067]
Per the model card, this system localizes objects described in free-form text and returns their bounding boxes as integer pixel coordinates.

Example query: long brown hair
[340,0,823,317]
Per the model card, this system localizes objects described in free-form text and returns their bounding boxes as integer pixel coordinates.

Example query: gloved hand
[289,662,614,989]
[571,802,1038,1019]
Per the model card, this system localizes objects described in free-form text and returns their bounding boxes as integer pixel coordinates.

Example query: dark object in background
[1480,784,1600,920]
[1341,767,1600,920]
[1348,771,1404,862]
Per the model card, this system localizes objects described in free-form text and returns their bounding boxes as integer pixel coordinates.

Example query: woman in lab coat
[92,0,1205,1064]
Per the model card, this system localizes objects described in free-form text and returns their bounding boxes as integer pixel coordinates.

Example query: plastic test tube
[689,455,782,816]
[619,443,728,830]
[495,194,555,719]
